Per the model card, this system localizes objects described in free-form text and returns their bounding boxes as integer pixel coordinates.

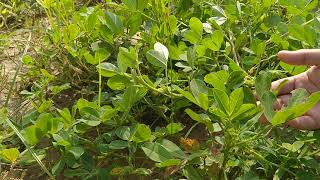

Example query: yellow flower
[110,167,123,176]
[180,138,200,152]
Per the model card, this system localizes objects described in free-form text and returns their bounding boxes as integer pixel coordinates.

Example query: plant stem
[224,32,240,67]
[308,149,320,157]
[249,149,296,176]
[134,66,181,98]
[184,122,200,139]
[98,56,102,109]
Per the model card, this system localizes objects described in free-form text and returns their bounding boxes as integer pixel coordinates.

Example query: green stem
[98,57,102,109]
[184,122,200,139]
[308,149,320,157]
[249,149,296,176]
[134,66,181,98]
[224,32,240,67]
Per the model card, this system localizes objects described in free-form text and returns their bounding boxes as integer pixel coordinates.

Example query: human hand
[271,49,320,130]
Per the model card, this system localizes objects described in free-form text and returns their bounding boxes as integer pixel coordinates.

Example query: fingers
[272,77,296,95]
[306,66,320,90]
[287,116,320,130]
[278,49,320,65]
[271,68,320,95]
[259,94,291,124]
[274,94,291,110]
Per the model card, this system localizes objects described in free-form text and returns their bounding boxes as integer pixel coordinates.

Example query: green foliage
[0,148,20,163]
[1,0,320,179]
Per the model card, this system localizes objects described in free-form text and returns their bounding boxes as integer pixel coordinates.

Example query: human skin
[271,49,320,130]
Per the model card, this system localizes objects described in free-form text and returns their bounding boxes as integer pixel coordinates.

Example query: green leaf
[37,100,53,113]
[190,79,208,98]
[52,133,72,147]
[146,42,169,68]
[50,83,71,94]
[1,148,20,163]
[280,62,306,75]
[84,51,96,65]
[255,71,273,99]
[238,172,259,180]
[58,108,73,128]
[158,139,187,159]
[173,85,198,106]
[119,86,148,112]
[210,107,228,120]
[154,42,169,61]
[146,47,168,69]
[64,169,90,177]
[264,14,281,27]
[79,106,100,118]
[189,17,203,35]
[86,12,97,32]
[101,106,118,123]
[203,30,224,51]
[304,26,317,47]
[183,30,202,44]
[107,75,131,90]
[185,108,214,132]
[52,159,65,175]
[261,91,276,122]
[241,112,264,131]
[104,12,124,34]
[287,88,309,108]
[123,0,146,11]
[173,85,209,110]
[209,16,227,26]
[35,113,54,133]
[98,63,119,77]
[155,159,181,168]
[183,165,202,180]
[190,79,209,110]
[204,70,229,91]
[141,142,173,162]
[117,47,138,72]
[230,104,258,121]
[68,146,84,159]
[131,124,152,143]
[77,98,99,111]
[22,125,44,145]
[166,123,184,135]
[95,48,111,63]
[198,93,209,111]
[288,24,317,46]
[272,91,320,126]
[229,88,244,115]
[227,71,246,89]
[79,117,101,126]
[115,126,132,141]
[212,5,227,17]
[212,89,230,114]
[108,140,128,150]
[282,141,304,152]
[183,17,203,44]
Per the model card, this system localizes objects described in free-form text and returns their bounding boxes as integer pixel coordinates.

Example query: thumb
[278,49,320,66]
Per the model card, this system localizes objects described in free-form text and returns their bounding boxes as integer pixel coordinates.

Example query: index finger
[278,49,320,65]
